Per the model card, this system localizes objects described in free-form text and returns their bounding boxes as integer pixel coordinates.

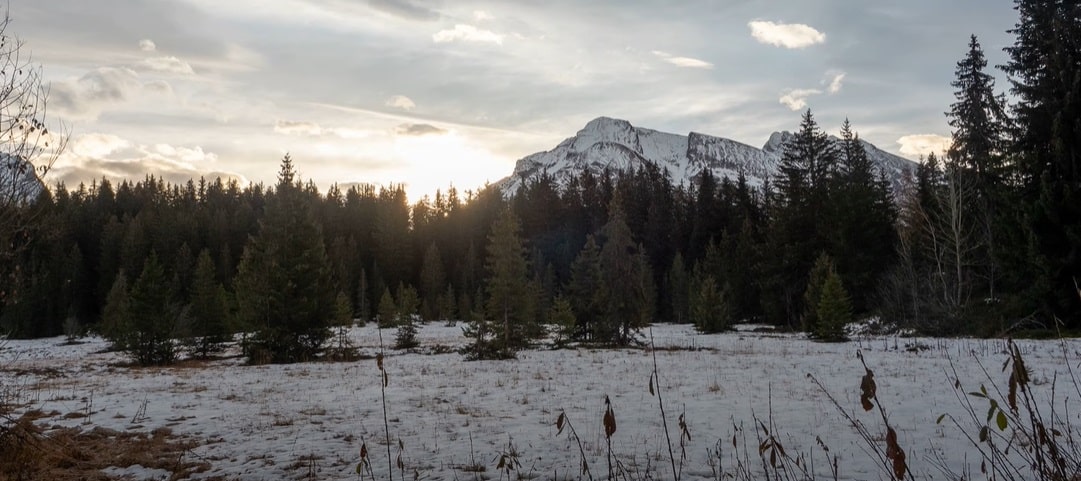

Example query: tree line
[0,0,1077,362]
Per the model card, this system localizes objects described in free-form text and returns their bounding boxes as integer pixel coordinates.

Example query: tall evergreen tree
[128,253,182,366]
[187,249,231,359]
[763,110,837,326]
[234,156,334,363]
[1002,0,1081,324]
[467,208,533,359]
[597,198,653,345]
[946,35,1010,308]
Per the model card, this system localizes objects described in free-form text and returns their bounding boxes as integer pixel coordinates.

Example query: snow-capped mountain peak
[498,117,915,194]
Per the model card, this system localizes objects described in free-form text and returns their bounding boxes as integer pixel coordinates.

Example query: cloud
[54,134,245,187]
[396,123,447,136]
[367,0,439,21]
[826,72,846,94]
[275,120,324,136]
[142,56,196,75]
[71,133,131,158]
[897,134,952,157]
[385,95,416,111]
[274,120,373,139]
[779,88,822,111]
[748,20,826,49]
[473,10,494,22]
[652,51,713,69]
[50,67,143,120]
[139,39,157,52]
[432,24,504,45]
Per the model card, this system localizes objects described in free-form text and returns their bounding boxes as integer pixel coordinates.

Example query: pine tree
[128,253,182,366]
[690,273,732,334]
[377,287,397,328]
[548,295,577,347]
[802,253,833,334]
[187,249,231,359]
[394,283,420,349]
[815,270,851,342]
[419,243,446,321]
[597,199,653,345]
[1002,0,1081,325]
[100,271,133,351]
[946,35,1010,310]
[568,235,602,339]
[233,156,334,363]
[475,208,532,358]
[831,120,898,313]
[763,110,837,326]
[665,252,690,323]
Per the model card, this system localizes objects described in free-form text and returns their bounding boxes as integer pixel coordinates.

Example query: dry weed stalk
[937,338,1081,481]
[554,409,594,481]
[648,326,682,481]
[809,350,912,480]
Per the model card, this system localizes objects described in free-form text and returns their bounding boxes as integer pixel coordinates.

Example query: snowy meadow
[3,324,1080,481]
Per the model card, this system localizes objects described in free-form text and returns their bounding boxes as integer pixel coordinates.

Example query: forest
[0,1,1079,365]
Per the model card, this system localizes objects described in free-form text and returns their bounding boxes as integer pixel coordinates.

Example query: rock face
[0,154,45,205]
[498,117,916,194]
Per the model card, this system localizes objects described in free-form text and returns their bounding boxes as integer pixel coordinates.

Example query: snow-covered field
[3,324,1080,481]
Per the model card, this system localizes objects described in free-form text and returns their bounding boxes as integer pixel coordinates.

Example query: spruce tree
[690,273,732,334]
[568,235,602,339]
[947,35,1010,310]
[234,156,334,363]
[419,243,446,321]
[100,271,133,351]
[548,295,577,347]
[1002,0,1081,324]
[128,253,182,366]
[476,208,532,358]
[377,287,397,328]
[187,249,231,359]
[597,199,653,345]
[815,270,852,342]
[394,283,420,349]
[665,252,690,323]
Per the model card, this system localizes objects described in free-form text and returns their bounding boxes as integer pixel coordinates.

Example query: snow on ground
[2,324,1080,481]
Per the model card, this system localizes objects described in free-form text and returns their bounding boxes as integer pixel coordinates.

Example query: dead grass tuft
[0,413,213,481]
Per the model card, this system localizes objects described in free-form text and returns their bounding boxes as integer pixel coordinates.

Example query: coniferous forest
[1,0,1079,365]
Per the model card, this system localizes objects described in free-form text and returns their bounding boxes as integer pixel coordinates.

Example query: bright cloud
[432,24,504,45]
[275,120,373,139]
[385,95,416,111]
[71,133,131,158]
[50,67,143,120]
[54,134,243,187]
[779,88,822,110]
[473,10,494,22]
[652,51,713,69]
[826,72,846,94]
[748,20,826,49]
[142,56,196,75]
[897,134,952,157]
[138,39,157,52]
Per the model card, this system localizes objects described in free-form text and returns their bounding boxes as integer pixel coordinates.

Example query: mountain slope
[0,154,46,205]
[498,117,916,194]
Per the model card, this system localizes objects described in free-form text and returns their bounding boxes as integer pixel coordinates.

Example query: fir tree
[568,235,602,340]
[234,156,334,363]
[1002,0,1081,324]
[128,253,182,366]
[665,252,690,323]
[815,270,852,342]
[187,249,231,359]
[377,287,397,328]
[548,295,577,347]
[690,273,732,334]
[473,208,532,358]
[597,198,653,345]
[100,271,133,351]
[394,283,420,349]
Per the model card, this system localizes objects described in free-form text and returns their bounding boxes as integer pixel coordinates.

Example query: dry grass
[0,412,215,481]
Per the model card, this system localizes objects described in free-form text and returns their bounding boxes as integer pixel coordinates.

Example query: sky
[11,0,1019,201]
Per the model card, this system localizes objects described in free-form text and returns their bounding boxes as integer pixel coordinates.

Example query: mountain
[498,117,916,194]
[0,154,46,205]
